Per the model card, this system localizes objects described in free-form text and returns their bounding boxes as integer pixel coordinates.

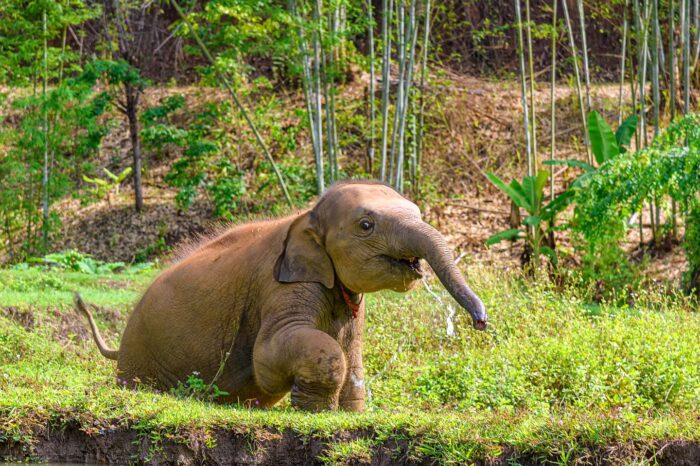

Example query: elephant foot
[339,398,365,412]
[291,381,340,411]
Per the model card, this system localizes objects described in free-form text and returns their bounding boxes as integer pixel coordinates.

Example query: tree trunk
[42,8,49,251]
[126,83,143,212]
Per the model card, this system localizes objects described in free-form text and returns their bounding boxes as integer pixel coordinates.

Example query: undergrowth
[0,265,699,463]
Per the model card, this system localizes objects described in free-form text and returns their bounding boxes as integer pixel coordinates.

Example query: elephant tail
[74,293,119,360]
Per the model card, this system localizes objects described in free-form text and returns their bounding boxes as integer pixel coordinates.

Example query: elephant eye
[359,219,374,233]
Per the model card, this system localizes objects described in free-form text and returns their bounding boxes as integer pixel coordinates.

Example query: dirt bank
[2,420,700,465]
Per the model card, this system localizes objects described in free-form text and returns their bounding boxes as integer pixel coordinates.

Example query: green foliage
[174,0,294,83]
[83,59,148,89]
[142,95,186,124]
[320,438,374,466]
[684,202,700,293]
[0,0,100,85]
[0,69,112,260]
[133,224,169,263]
[1,266,699,465]
[413,302,699,410]
[485,170,573,265]
[588,111,620,165]
[574,114,700,293]
[161,102,243,214]
[615,114,639,153]
[159,95,316,217]
[82,167,132,202]
[11,249,153,274]
[545,112,638,186]
[170,372,229,403]
[257,156,318,207]
[540,112,640,294]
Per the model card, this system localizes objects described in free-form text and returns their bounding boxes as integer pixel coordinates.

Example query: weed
[170,372,229,403]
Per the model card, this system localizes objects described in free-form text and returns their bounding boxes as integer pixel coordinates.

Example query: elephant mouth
[384,255,423,278]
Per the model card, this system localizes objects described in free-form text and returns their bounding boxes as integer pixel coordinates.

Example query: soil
[1,420,699,465]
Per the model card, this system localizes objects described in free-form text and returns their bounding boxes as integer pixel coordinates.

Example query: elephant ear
[275,211,335,288]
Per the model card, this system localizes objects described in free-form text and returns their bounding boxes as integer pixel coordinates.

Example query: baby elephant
[76,181,487,411]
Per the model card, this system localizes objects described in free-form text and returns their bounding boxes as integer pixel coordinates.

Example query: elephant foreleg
[254,326,347,411]
[338,313,365,412]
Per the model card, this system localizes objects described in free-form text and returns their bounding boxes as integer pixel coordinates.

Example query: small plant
[11,250,153,274]
[141,95,188,158]
[134,224,169,263]
[485,170,573,268]
[82,167,132,204]
[20,250,124,274]
[170,372,229,402]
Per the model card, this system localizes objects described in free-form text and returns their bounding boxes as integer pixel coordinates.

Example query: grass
[1,265,699,464]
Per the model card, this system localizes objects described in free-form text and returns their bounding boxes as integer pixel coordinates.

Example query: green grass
[1,266,699,463]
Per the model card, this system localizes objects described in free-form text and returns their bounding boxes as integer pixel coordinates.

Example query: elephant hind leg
[254,327,347,411]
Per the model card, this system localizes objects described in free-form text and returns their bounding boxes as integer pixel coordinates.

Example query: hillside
[39,74,687,288]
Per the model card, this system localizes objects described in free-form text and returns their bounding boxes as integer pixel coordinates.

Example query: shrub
[573,115,700,294]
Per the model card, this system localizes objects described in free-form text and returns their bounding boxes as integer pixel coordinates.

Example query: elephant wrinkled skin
[76,181,487,411]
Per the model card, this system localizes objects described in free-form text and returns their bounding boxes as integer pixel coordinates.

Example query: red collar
[339,283,363,319]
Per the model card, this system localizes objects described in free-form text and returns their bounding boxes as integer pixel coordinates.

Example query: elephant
[75,180,487,411]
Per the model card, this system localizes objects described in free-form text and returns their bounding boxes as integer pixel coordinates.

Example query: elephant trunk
[396,220,488,330]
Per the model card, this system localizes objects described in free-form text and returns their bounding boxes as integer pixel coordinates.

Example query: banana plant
[485,170,574,267]
[544,111,638,187]
[82,167,133,202]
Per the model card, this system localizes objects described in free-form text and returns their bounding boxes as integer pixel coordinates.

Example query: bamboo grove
[1,0,699,291]
[504,0,700,289]
[286,0,433,193]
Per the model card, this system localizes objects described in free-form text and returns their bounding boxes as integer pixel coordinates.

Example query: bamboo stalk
[525,0,537,172]
[670,0,678,238]
[329,3,340,178]
[409,91,417,189]
[550,0,558,202]
[635,0,653,240]
[380,0,394,181]
[633,0,649,148]
[291,0,322,193]
[389,0,405,183]
[651,0,661,243]
[515,0,532,178]
[395,0,419,191]
[314,0,335,184]
[628,19,644,246]
[630,22,638,149]
[58,0,68,85]
[561,0,590,163]
[670,0,677,121]
[651,0,660,137]
[618,0,629,125]
[367,0,376,172]
[415,0,431,190]
[693,0,700,70]
[577,0,592,112]
[311,0,326,190]
[657,8,666,77]
[42,7,49,250]
[683,0,691,113]
[516,0,538,267]
[170,0,293,206]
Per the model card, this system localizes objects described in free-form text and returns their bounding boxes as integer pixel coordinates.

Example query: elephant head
[276,181,488,330]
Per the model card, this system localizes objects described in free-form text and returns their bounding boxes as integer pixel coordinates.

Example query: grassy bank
[1,266,699,464]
